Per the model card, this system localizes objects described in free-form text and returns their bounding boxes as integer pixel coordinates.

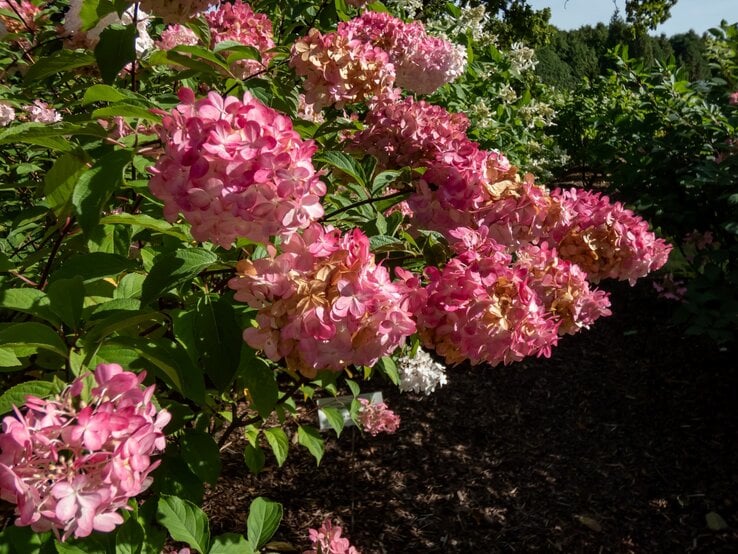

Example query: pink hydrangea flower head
[149,88,326,247]
[348,90,471,169]
[206,0,275,78]
[290,28,396,110]
[0,364,170,540]
[357,398,400,436]
[346,0,370,6]
[304,518,361,554]
[652,273,687,301]
[417,226,559,366]
[156,23,199,50]
[139,0,212,23]
[229,224,424,377]
[514,242,612,335]
[24,100,62,123]
[338,12,466,95]
[550,188,672,284]
[729,91,738,105]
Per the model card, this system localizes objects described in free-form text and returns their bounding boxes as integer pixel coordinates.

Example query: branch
[323,189,411,220]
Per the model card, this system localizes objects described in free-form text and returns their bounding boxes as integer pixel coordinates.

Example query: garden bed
[205,281,737,553]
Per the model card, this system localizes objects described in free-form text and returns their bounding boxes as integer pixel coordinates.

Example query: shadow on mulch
[206,281,738,553]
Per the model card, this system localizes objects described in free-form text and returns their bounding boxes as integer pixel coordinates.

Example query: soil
[205,280,738,553]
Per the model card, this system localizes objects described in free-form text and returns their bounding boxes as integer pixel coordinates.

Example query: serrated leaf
[24,50,96,82]
[315,151,366,186]
[105,336,205,404]
[209,533,254,554]
[140,248,217,306]
[376,356,399,385]
[193,296,241,391]
[246,498,283,550]
[44,152,89,215]
[99,213,189,240]
[243,443,265,475]
[319,405,345,437]
[51,252,136,283]
[72,149,133,235]
[263,427,289,467]
[297,425,324,465]
[0,322,67,359]
[0,287,60,325]
[180,430,222,485]
[46,276,85,330]
[239,356,279,419]
[157,495,210,554]
[92,104,161,121]
[0,381,55,415]
[115,516,144,554]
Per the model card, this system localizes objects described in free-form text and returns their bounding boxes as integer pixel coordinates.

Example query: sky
[526,0,738,36]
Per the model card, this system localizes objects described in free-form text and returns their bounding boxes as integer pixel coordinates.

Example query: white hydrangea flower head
[64,0,153,54]
[397,347,447,395]
[0,103,15,127]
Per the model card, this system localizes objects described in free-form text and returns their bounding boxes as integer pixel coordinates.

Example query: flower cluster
[550,188,672,284]
[0,364,170,540]
[290,11,466,110]
[652,273,687,302]
[729,91,738,105]
[290,28,395,110]
[357,398,400,436]
[417,227,559,367]
[0,0,40,34]
[304,519,361,554]
[348,90,471,169]
[156,24,199,51]
[0,103,15,126]
[397,347,447,395]
[229,224,423,377]
[149,88,325,248]
[24,100,62,123]
[206,0,275,78]
[138,0,211,23]
[508,42,537,75]
[514,242,612,335]
[339,11,466,95]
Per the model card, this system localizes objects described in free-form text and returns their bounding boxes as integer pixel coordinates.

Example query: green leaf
[246,498,283,550]
[72,149,133,236]
[345,379,360,397]
[83,84,140,104]
[140,248,218,306]
[46,276,85,330]
[0,288,60,325]
[151,457,204,505]
[0,381,55,416]
[319,406,345,437]
[193,296,242,391]
[0,348,21,369]
[180,430,222,485]
[239,356,278,419]
[51,252,136,283]
[115,516,144,554]
[172,45,232,72]
[376,356,399,386]
[44,152,89,216]
[95,24,137,84]
[297,425,324,465]
[0,526,51,554]
[106,336,205,404]
[0,322,67,359]
[24,50,96,82]
[0,252,13,272]
[315,151,366,186]
[209,533,254,554]
[92,104,161,121]
[243,443,265,475]
[99,213,189,240]
[79,0,117,31]
[157,495,211,554]
[263,427,289,467]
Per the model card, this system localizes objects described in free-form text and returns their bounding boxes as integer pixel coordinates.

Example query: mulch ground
[206,280,738,553]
